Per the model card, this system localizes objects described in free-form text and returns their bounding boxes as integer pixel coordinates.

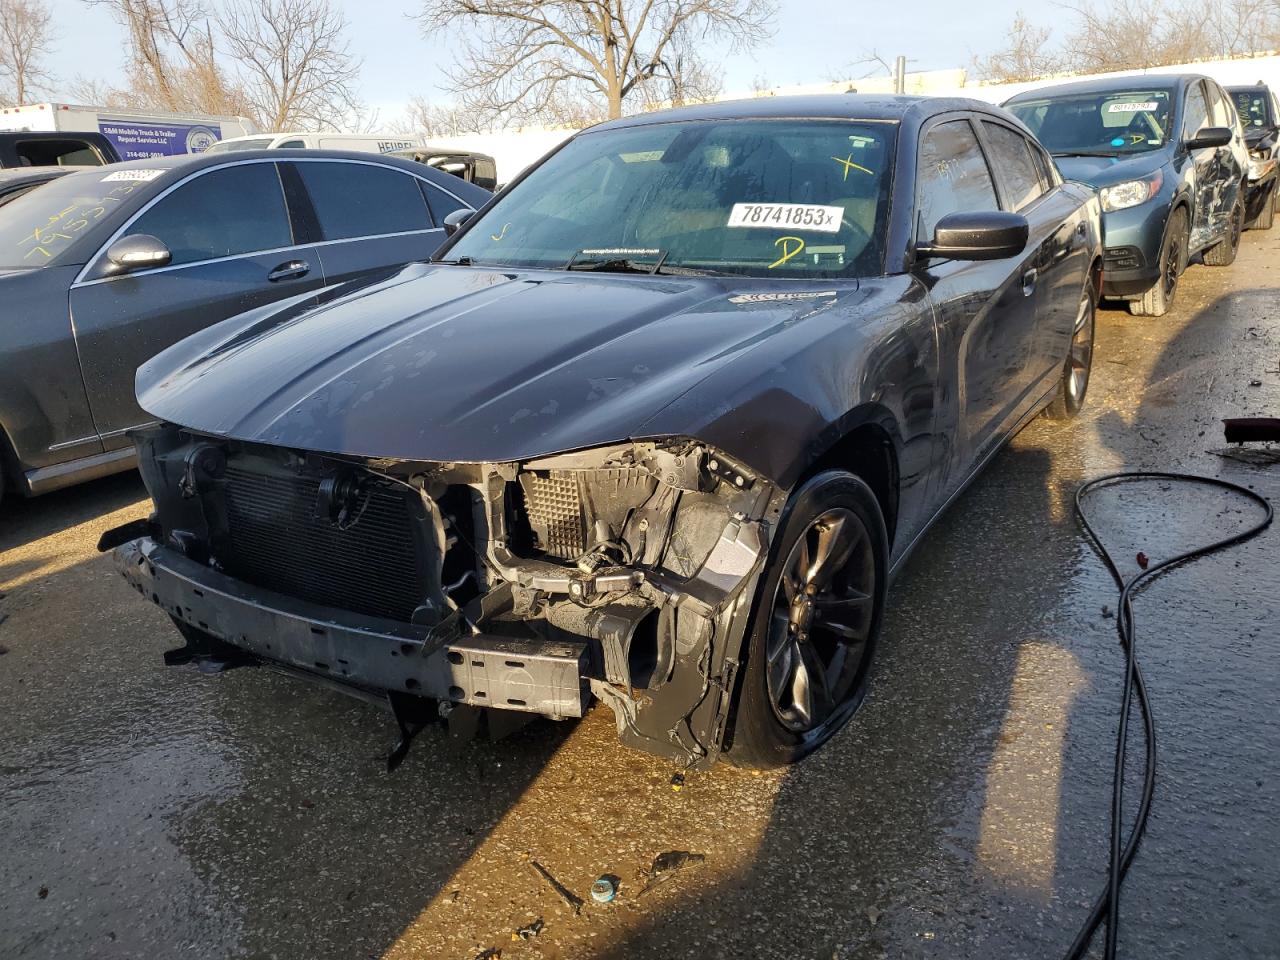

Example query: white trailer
[0,103,258,160]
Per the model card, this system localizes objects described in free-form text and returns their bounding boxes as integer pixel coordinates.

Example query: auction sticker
[727,202,843,233]
[102,169,165,182]
[1107,101,1159,113]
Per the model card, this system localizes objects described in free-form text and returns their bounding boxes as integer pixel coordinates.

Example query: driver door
[68,161,325,447]
[1183,81,1220,248]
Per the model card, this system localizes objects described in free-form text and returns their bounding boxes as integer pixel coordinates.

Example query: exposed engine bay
[106,425,786,768]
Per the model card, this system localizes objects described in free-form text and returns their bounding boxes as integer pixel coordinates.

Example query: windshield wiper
[566,248,669,274]
[433,255,473,266]
[1052,150,1120,158]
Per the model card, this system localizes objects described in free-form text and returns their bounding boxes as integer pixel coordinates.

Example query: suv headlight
[1100,171,1164,212]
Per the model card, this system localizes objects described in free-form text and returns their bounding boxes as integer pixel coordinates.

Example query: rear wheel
[1045,281,1096,419]
[1128,208,1187,317]
[1203,204,1243,266]
[725,470,887,768]
[1249,185,1275,229]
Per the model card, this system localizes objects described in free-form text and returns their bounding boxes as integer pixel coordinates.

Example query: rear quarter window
[296,161,433,240]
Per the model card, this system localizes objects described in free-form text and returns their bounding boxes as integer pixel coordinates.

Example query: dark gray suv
[1006,74,1248,316]
[0,150,488,505]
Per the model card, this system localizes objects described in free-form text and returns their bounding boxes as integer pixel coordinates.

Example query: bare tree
[418,0,775,126]
[219,0,360,130]
[983,0,1280,80]
[972,11,1062,82]
[392,94,488,137]
[0,0,53,105]
[87,0,250,115]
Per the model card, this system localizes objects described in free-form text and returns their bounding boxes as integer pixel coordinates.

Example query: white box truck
[0,103,258,160]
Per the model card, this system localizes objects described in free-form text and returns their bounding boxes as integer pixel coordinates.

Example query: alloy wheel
[765,507,877,732]
[1066,292,1095,404]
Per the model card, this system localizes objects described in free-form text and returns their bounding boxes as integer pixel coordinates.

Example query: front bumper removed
[114,537,590,720]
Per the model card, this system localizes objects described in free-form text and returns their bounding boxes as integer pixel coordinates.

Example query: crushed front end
[103,425,783,767]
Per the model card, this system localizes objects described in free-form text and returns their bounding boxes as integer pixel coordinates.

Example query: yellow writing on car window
[16,184,138,261]
[831,154,873,180]
[769,236,805,269]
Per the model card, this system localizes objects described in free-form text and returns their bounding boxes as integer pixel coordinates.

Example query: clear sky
[43,0,1034,124]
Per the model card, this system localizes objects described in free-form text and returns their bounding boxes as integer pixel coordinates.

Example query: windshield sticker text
[727,203,842,233]
[1107,101,1159,113]
[102,169,164,182]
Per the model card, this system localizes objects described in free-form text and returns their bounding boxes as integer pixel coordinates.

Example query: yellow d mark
[769,236,805,269]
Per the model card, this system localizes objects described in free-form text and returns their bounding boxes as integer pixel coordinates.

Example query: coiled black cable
[1065,472,1273,960]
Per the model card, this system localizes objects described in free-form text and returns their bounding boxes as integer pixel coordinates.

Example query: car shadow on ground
[0,470,146,552]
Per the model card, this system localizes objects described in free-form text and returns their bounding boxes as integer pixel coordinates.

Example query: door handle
[1021,267,1038,297]
[267,260,310,282]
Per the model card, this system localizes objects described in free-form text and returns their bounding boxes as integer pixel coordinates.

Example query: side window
[1207,83,1231,128]
[980,121,1046,211]
[277,139,306,148]
[296,162,432,240]
[915,119,1000,240]
[1183,82,1210,139]
[1030,142,1060,190]
[421,180,471,222]
[128,163,293,267]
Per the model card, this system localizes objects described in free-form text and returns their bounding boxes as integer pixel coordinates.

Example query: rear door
[979,119,1087,391]
[914,116,1041,495]
[69,160,325,446]
[287,159,461,285]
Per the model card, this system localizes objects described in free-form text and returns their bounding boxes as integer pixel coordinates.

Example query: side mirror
[1186,126,1233,150]
[442,208,474,237]
[916,211,1029,262]
[104,234,171,275]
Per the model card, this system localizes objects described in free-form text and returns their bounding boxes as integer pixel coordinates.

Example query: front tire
[1128,208,1187,317]
[725,470,887,768]
[1203,204,1243,266]
[1045,280,1097,419]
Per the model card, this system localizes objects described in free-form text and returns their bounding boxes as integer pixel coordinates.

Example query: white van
[204,132,419,154]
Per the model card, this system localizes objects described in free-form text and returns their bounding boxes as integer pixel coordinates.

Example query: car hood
[137,262,877,464]
[1054,151,1168,189]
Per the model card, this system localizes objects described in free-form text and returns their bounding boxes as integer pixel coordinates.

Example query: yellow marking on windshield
[768,236,805,269]
[831,154,873,180]
[490,222,510,242]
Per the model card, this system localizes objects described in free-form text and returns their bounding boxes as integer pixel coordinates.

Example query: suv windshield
[1232,89,1273,129]
[0,169,147,269]
[1008,90,1175,156]
[445,119,895,278]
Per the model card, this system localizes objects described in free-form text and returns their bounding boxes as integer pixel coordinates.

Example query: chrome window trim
[71,156,473,287]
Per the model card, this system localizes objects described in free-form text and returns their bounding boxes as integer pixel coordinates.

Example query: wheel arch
[791,407,901,551]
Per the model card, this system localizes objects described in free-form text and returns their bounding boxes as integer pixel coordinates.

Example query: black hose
[1065,472,1273,960]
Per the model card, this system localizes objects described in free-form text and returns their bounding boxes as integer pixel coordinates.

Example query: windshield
[1008,90,1174,156]
[1233,90,1273,129]
[0,169,147,269]
[203,138,274,153]
[446,119,895,278]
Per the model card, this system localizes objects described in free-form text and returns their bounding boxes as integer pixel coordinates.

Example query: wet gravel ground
[3,232,1279,960]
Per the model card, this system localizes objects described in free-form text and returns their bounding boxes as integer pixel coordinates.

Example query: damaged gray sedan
[102,95,1102,769]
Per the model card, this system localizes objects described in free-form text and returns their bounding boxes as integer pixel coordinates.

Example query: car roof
[0,165,72,183]
[586,94,1013,132]
[50,148,470,180]
[1004,74,1201,102]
